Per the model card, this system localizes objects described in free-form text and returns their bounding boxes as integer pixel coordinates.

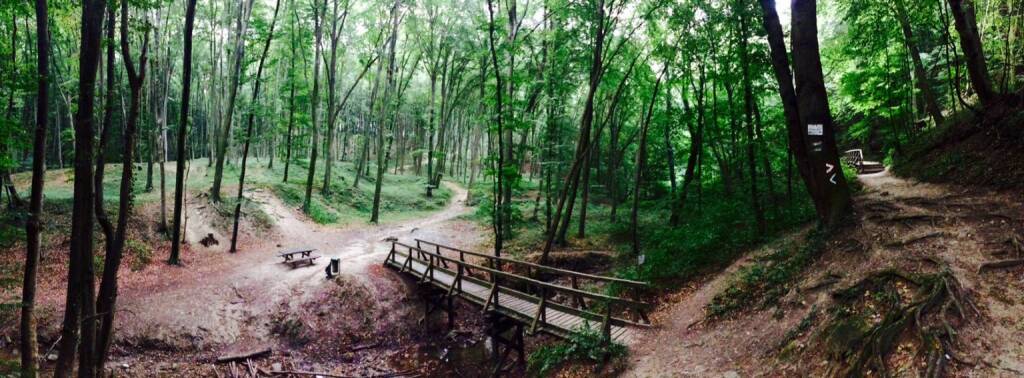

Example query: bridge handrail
[394,242,652,309]
[413,239,649,288]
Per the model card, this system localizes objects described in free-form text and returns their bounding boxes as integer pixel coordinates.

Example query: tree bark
[895,0,946,125]
[212,0,256,201]
[21,0,48,374]
[303,0,325,213]
[739,4,766,236]
[946,0,997,104]
[632,67,666,257]
[322,0,350,195]
[231,0,281,251]
[542,0,608,262]
[170,0,199,265]
[790,0,852,226]
[54,0,104,375]
[370,1,401,223]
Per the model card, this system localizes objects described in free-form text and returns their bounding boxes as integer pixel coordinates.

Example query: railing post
[437,244,448,268]
[530,286,548,335]
[448,264,463,297]
[571,276,587,310]
[601,301,613,344]
[458,264,464,292]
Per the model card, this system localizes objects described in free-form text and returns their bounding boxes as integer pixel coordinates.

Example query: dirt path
[624,169,1024,377]
[111,182,480,355]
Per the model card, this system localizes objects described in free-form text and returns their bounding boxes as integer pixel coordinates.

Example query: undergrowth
[527,324,627,377]
[705,229,826,318]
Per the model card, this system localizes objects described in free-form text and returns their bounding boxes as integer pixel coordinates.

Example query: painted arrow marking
[829,173,838,185]
[825,163,835,173]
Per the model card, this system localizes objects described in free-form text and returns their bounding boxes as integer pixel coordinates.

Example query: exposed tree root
[977,258,1024,273]
[884,231,950,247]
[824,268,978,377]
[868,213,946,225]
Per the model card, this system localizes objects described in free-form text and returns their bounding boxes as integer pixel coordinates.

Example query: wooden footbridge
[383,239,653,350]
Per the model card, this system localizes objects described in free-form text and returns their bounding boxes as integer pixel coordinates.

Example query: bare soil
[624,169,1024,377]
[5,182,503,376]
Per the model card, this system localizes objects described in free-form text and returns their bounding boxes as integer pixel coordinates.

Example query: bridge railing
[387,241,652,342]
[413,239,649,307]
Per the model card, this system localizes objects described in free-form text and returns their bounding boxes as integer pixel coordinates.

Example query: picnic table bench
[278,248,320,268]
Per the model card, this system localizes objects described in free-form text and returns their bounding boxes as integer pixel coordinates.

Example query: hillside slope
[625,170,1024,376]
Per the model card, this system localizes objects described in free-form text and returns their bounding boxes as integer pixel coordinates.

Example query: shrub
[527,324,627,376]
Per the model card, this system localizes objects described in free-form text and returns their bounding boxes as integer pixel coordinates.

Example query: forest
[0,0,1022,376]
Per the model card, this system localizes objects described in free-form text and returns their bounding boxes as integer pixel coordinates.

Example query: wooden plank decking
[384,242,647,345]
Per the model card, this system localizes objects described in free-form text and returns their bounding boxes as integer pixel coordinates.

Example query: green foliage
[527,324,627,376]
[0,211,25,249]
[633,187,816,287]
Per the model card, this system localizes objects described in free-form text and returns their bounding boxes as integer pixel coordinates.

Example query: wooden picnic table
[278,248,320,268]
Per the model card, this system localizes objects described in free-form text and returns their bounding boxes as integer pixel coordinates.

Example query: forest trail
[623,169,1024,377]
[111,182,478,354]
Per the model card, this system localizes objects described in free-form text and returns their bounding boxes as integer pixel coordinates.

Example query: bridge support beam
[418,282,455,330]
[485,311,524,377]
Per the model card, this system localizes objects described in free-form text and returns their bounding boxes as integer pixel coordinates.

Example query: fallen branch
[978,258,1024,273]
[216,347,272,363]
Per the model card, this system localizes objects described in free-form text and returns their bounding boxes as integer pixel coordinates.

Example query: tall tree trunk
[21,0,49,374]
[371,2,400,223]
[485,0,507,258]
[54,0,104,375]
[283,3,297,183]
[231,0,280,251]
[94,3,149,373]
[663,89,678,198]
[303,0,325,213]
[790,0,852,226]
[92,5,116,369]
[632,67,666,257]
[759,0,817,219]
[895,0,946,125]
[739,4,766,236]
[947,0,997,103]
[542,0,607,263]
[170,0,198,265]
[212,0,256,201]
[671,67,705,225]
[322,0,350,195]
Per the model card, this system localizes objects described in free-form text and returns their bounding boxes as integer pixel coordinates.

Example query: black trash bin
[325,258,340,279]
